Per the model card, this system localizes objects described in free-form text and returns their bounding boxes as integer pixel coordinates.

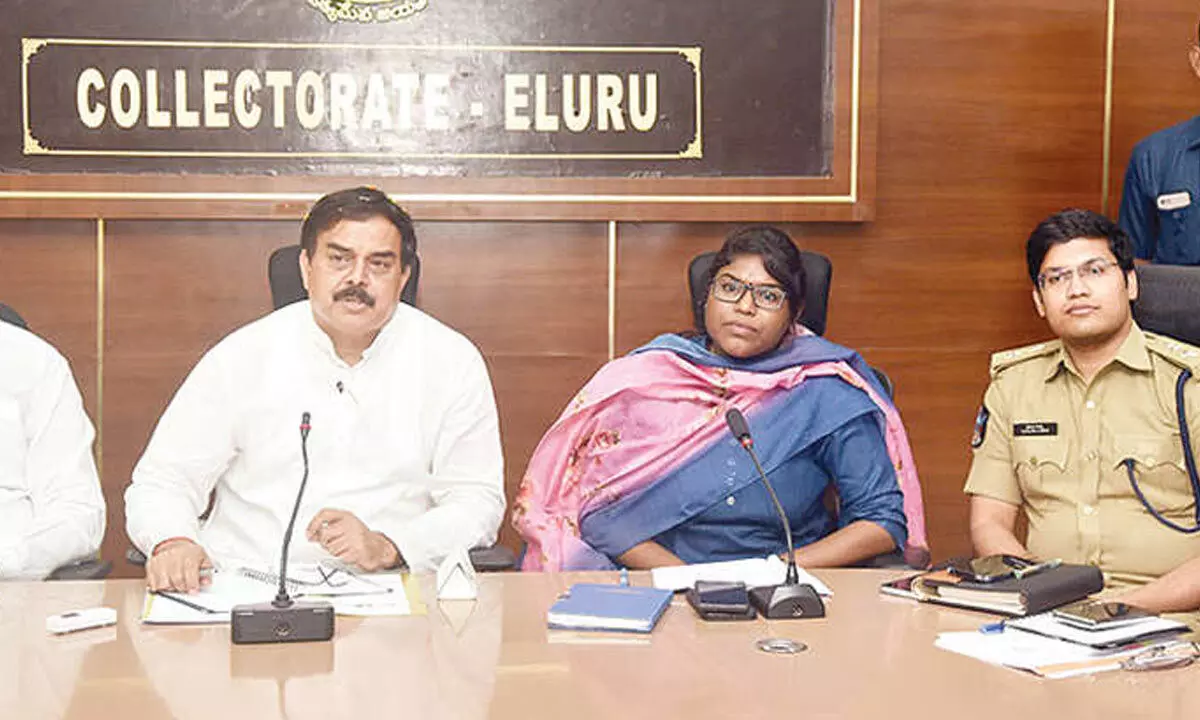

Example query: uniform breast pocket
[1158,194,1190,230]
[1014,438,1069,500]
[1113,435,1193,513]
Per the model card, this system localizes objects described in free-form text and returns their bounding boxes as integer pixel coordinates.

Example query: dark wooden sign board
[0,0,876,221]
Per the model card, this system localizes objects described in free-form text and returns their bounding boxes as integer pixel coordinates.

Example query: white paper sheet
[935,630,1146,679]
[650,556,833,596]
[1006,612,1188,648]
[141,567,412,624]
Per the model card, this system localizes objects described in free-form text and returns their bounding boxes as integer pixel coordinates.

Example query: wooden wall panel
[1108,2,1199,213]
[615,1,1107,562]
[103,221,292,575]
[417,222,610,549]
[0,220,97,396]
[5,0,1150,572]
[0,220,102,564]
[100,219,606,571]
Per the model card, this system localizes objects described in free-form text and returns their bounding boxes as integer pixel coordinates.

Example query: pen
[153,591,219,615]
[1013,558,1062,579]
[619,568,630,587]
[979,620,1006,634]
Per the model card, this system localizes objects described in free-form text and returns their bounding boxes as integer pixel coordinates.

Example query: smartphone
[1051,600,1154,630]
[947,555,1032,583]
[879,573,921,599]
[686,581,756,621]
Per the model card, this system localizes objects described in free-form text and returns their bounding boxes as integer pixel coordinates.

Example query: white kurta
[125,301,506,572]
[0,321,105,579]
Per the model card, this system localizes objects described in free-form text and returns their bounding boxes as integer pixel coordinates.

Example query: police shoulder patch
[971,405,990,449]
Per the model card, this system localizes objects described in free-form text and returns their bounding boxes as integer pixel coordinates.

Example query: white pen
[1013,558,1062,579]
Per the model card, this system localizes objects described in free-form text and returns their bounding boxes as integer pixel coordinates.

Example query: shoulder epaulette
[1144,332,1200,373]
[989,340,1061,377]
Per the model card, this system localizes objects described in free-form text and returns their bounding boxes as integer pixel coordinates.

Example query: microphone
[724,408,825,620]
[273,411,312,608]
[231,412,335,644]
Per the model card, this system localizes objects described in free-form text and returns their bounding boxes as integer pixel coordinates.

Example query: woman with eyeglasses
[513,226,927,571]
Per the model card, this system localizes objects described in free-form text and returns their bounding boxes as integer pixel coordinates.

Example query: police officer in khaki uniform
[965,209,1200,614]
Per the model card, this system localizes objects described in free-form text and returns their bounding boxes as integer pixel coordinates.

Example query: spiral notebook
[153,564,394,615]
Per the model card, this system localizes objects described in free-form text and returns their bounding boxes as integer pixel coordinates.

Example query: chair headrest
[0,302,29,330]
[1133,265,1200,347]
[267,245,421,310]
[687,250,832,337]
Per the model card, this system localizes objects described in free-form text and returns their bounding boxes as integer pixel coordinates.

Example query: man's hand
[146,538,212,593]
[306,509,401,572]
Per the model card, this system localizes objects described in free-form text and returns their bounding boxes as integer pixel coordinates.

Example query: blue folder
[547,583,674,633]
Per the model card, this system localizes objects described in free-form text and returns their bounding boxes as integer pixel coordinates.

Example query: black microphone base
[231,600,335,644]
[749,583,826,619]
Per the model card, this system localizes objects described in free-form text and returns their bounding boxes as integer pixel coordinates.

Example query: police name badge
[1157,191,1191,211]
[1013,422,1058,437]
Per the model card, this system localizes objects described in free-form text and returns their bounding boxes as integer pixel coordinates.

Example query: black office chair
[0,302,112,581]
[688,250,832,337]
[0,302,29,330]
[268,244,422,310]
[686,253,917,568]
[687,251,895,399]
[259,246,512,571]
[1133,264,1200,346]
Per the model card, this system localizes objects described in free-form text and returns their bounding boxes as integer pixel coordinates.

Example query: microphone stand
[273,414,311,609]
[231,412,336,644]
[726,409,825,620]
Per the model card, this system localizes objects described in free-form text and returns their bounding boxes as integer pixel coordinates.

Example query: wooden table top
[2,569,1197,720]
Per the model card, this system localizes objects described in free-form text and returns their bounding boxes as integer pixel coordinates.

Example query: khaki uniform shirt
[964,324,1200,588]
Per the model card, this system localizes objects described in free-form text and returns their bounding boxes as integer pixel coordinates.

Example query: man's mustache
[333,285,376,307]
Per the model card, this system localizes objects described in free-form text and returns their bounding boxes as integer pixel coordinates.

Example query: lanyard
[1124,368,1200,534]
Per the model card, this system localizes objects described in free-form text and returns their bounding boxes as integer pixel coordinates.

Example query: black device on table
[946,554,1041,583]
[1051,600,1155,630]
[231,412,335,645]
[717,409,825,620]
[686,581,757,621]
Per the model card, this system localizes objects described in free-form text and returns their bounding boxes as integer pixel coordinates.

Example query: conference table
[2,569,1197,720]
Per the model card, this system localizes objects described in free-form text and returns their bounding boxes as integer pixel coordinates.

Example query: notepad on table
[142,565,409,624]
[547,583,674,633]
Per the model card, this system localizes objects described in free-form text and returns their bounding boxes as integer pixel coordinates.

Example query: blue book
[547,583,674,633]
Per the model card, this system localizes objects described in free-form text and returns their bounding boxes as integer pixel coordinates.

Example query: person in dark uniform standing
[1119,21,1200,265]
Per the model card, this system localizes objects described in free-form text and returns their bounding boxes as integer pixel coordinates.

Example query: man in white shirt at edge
[126,187,506,593]
[0,319,105,579]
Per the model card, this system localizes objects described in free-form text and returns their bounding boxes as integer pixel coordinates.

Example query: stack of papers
[1006,611,1189,648]
[936,610,1190,678]
[650,556,832,596]
[142,565,412,624]
[935,629,1148,679]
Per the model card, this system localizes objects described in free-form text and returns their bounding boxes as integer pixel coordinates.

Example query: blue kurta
[578,332,907,565]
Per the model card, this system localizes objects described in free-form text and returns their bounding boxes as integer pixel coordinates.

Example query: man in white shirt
[126,187,506,592]
[0,318,105,580]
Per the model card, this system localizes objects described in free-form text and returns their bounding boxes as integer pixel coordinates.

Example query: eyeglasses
[710,273,788,311]
[1121,641,1200,672]
[1037,258,1121,292]
[285,565,352,589]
